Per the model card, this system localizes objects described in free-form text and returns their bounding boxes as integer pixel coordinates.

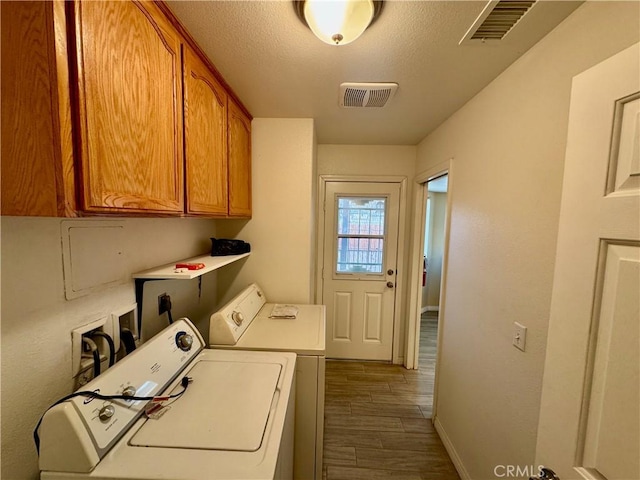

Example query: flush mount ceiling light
[294,0,384,46]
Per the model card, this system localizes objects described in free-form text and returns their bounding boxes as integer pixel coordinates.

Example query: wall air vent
[340,82,398,108]
[459,0,536,44]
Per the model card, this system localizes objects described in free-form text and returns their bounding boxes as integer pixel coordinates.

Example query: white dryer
[210,283,325,480]
[38,318,296,480]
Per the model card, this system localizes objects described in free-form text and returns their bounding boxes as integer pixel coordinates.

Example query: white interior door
[536,43,639,479]
[322,181,401,360]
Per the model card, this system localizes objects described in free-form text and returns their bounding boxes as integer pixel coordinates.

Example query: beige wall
[317,145,416,178]
[1,216,219,479]
[216,118,317,306]
[415,2,639,479]
[317,144,417,361]
[422,191,446,310]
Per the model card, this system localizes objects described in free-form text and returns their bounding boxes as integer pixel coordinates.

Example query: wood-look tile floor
[322,312,459,480]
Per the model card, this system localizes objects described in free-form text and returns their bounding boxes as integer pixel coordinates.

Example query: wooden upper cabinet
[228,98,252,217]
[183,45,228,216]
[1,1,76,217]
[73,0,184,214]
[1,0,251,219]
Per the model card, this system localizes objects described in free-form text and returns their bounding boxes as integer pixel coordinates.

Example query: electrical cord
[90,331,115,367]
[82,337,100,378]
[121,328,137,354]
[167,309,174,324]
[34,376,192,455]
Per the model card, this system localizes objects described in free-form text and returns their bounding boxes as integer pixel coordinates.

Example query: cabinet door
[183,46,228,216]
[228,98,252,217]
[1,1,75,216]
[73,0,183,214]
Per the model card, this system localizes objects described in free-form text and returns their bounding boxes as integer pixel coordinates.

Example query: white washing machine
[210,283,325,480]
[37,318,296,480]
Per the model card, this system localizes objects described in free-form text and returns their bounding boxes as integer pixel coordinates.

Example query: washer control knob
[175,331,193,351]
[98,404,115,422]
[122,385,137,398]
[231,311,244,326]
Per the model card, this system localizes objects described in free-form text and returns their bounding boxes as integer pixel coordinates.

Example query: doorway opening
[417,175,448,416]
[405,159,453,422]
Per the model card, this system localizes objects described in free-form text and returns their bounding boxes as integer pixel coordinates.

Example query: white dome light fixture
[294,0,384,46]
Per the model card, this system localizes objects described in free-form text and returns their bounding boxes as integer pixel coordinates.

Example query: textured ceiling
[167,0,582,145]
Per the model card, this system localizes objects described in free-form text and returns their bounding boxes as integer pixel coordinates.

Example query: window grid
[336,197,386,274]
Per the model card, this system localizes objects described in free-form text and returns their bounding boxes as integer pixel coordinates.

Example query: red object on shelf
[175,263,205,270]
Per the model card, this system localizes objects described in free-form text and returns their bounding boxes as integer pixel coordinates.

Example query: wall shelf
[132,252,250,280]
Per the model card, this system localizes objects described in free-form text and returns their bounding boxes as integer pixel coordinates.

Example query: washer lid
[234,304,326,355]
[129,359,281,451]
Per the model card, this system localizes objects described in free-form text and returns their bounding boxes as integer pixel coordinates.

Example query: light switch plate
[513,322,527,351]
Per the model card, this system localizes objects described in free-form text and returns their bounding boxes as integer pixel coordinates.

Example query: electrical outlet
[71,316,115,377]
[513,322,527,352]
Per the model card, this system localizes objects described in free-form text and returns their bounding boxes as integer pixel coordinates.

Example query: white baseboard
[421,306,440,313]
[434,416,471,480]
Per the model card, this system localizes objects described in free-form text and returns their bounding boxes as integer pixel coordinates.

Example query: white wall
[216,118,317,305]
[317,144,417,361]
[415,2,639,479]
[0,216,219,479]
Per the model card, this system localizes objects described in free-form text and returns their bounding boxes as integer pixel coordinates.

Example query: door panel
[333,292,352,340]
[228,98,252,217]
[536,43,639,480]
[363,293,383,342]
[323,182,401,360]
[184,45,228,215]
[75,0,183,213]
[607,93,640,193]
[581,243,639,480]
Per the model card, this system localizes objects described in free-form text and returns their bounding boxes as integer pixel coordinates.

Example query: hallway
[322,311,458,480]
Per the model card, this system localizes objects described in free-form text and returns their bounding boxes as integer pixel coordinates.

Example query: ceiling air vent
[340,83,398,108]
[459,0,537,44]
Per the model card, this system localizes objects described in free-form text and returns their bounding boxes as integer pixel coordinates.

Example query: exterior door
[322,182,401,360]
[535,44,639,479]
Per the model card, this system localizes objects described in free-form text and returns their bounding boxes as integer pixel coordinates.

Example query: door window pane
[338,198,385,235]
[336,197,386,274]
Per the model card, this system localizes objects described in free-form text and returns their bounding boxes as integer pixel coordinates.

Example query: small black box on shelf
[210,238,251,256]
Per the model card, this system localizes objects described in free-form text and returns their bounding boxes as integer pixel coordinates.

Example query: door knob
[387,269,394,275]
[529,467,560,480]
[386,281,394,288]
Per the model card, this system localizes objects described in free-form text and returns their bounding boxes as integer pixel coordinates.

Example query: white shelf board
[132,252,250,280]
